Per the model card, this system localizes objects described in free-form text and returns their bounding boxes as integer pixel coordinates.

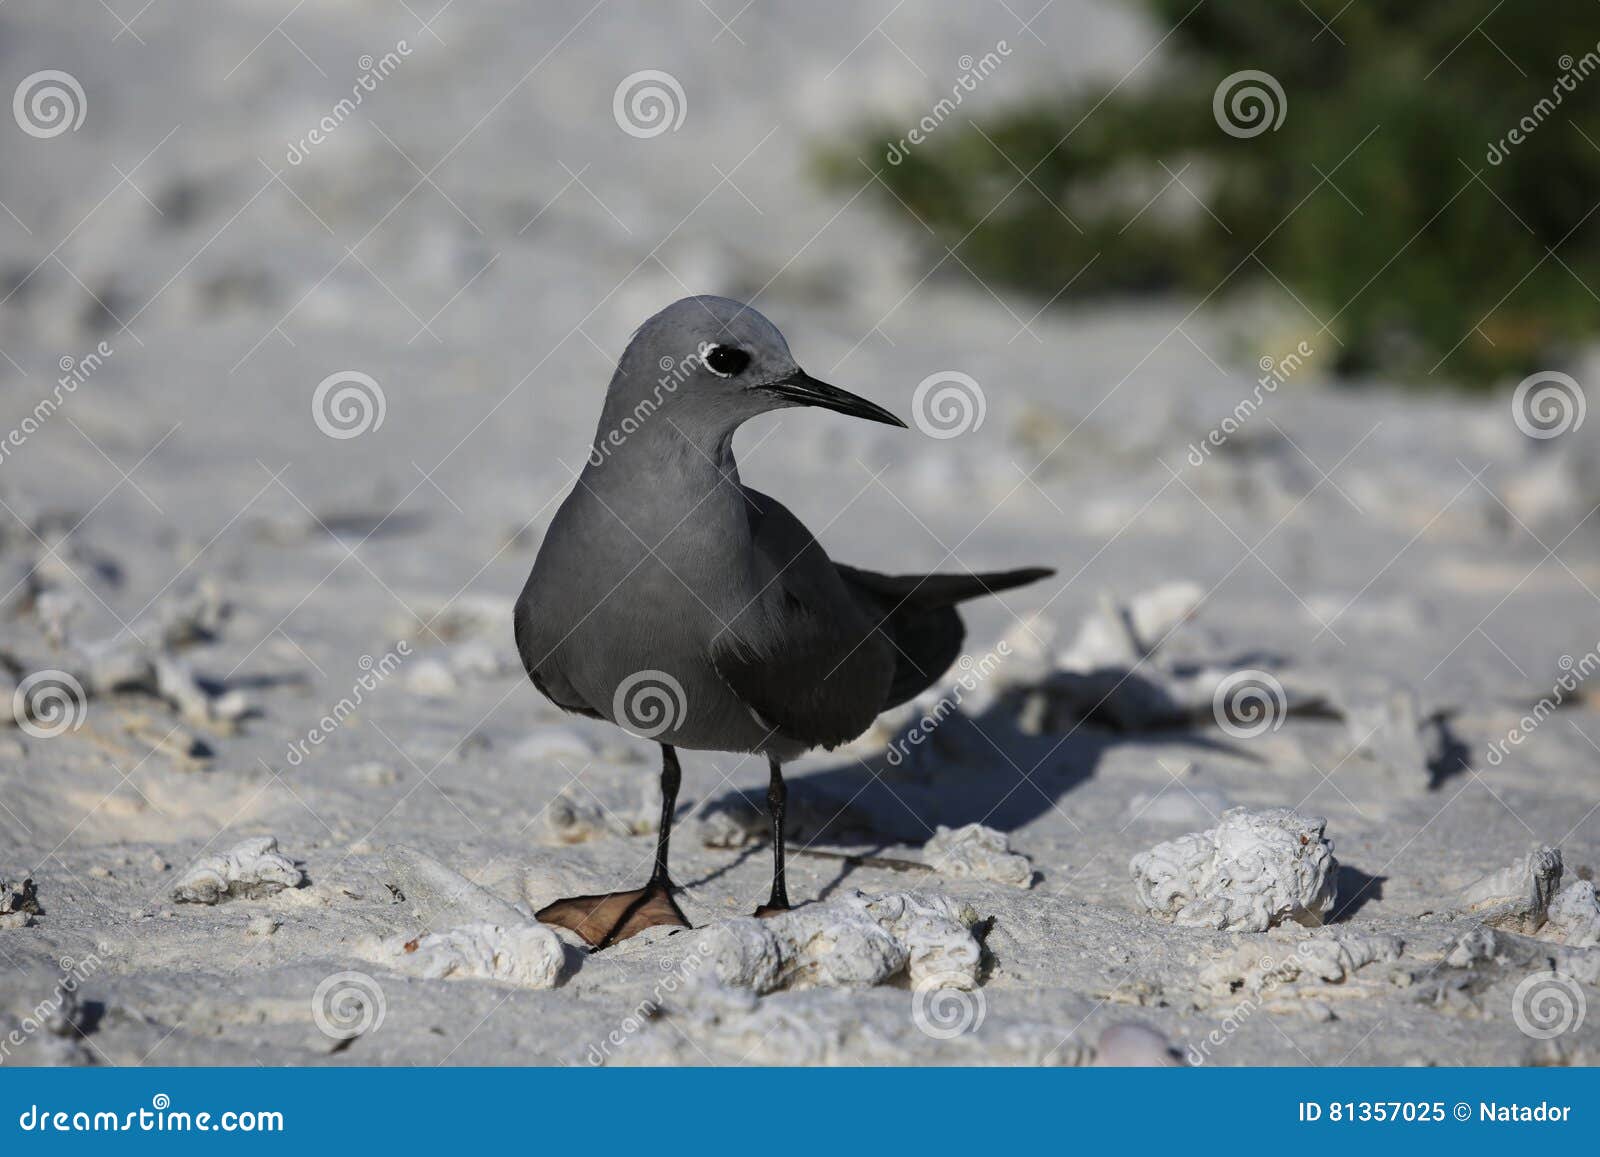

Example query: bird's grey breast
[516,465,782,752]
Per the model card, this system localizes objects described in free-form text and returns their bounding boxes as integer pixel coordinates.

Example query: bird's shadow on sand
[709,698,1237,850]
[688,666,1407,916]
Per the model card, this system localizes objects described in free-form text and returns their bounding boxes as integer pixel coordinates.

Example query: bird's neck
[580,415,747,530]
[587,391,743,474]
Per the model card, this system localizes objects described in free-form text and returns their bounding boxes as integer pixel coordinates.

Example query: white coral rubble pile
[172,836,303,904]
[922,823,1034,888]
[1195,932,1404,999]
[1548,880,1600,949]
[365,845,571,989]
[392,922,566,988]
[1131,807,1339,932]
[701,889,983,994]
[1456,845,1600,948]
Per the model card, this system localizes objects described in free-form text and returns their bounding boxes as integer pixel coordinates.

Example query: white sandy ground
[0,1,1598,1066]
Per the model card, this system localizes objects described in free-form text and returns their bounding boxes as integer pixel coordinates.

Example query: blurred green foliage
[820,1,1600,386]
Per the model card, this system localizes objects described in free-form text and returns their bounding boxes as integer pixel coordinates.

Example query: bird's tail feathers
[839,565,1054,611]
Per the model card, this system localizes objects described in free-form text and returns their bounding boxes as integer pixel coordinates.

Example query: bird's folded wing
[715,487,896,748]
[710,611,889,750]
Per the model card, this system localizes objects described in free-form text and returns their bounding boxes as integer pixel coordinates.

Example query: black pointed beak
[762,370,907,428]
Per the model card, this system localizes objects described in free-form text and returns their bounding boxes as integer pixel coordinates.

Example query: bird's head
[599,296,906,444]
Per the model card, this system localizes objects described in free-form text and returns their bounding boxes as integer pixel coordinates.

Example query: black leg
[535,742,691,948]
[650,743,681,885]
[764,755,790,911]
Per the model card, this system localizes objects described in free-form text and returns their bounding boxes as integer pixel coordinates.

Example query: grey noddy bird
[514,296,1052,948]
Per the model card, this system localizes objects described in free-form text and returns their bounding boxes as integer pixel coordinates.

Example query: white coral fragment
[172,836,303,904]
[1543,881,1600,949]
[701,889,982,995]
[1131,807,1338,932]
[922,823,1034,888]
[1453,846,1599,949]
[1457,845,1563,934]
[1196,933,1402,996]
[396,922,566,988]
[383,845,526,927]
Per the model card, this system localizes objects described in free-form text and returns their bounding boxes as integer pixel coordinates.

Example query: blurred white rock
[172,836,304,905]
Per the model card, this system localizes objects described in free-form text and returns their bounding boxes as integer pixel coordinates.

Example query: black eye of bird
[702,344,750,377]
